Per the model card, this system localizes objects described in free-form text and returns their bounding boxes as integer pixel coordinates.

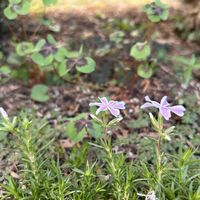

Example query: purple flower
[89,97,125,117]
[141,96,185,120]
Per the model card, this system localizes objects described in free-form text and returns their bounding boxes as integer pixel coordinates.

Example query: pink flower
[89,97,125,117]
[141,96,185,120]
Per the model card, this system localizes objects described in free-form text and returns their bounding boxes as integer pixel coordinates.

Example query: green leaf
[0,131,8,141]
[149,112,159,131]
[107,116,123,127]
[31,53,53,66]
[143,0,169,23]
[0,66,11,75]
[0,52,3,60]
[54,47,66,62]
[90,114,103,125]
[65,50,80,58]
[30,84,50,102]
[164,126,175,135]
[160,10,169,21]
[43,0,57,6]
[9,0,21,3]
[65,121,87,142]
[16,42,34,56]
[15,1,30,15]
[109,30,125,44]
[87,122,104,139]
[73,128,87,142]
[35,39,46,51]
[47,34,57,45]
[76,57,96,73]
[4,7,17,20]
[137,64,153,79]
[148,15,160,23]
[130,42,151,61]
[56,62,67,76]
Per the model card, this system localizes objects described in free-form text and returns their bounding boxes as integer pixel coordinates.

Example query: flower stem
[102,113,109,143]
[157,137,161,183]
[104,126,107,144]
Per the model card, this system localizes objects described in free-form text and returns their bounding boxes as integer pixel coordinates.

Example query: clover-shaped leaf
[4,6,17,20]
[66,121,87,143]
[54,48,66,62]
[14,0,30,15]
[31,52,54,67]
[109,30,125,44]
[0,65,11,76]
[130,42,151,61]
[143,0,169,23]
[87,121,104,139]
[4,0,31,20]
[56,61,68,76]
[76,57,96,74]
[40,17,61,32]
[47,34,57,46]
[43,0,57,6]
[34,39,46,51]
[137,64,153,79]
[31,84,50,102]
[16,42,34,56]
[31,39,57,67]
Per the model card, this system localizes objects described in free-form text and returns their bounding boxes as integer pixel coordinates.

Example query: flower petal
[159,107,171,120]
[141,102,155,109]
[160,96,170,107]
[108,107,120,117]
[96,105,108,115]
[111,101,125,109]
[89,102,102,107]
[144,96,160,108]
[169,105,185,117]
[0,107,8,119]
[99,97,108,105]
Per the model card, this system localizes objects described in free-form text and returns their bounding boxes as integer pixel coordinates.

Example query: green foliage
[4,0,31,20]
[0,111,199,199]
[65,121,87,143]
[143,0,169,23]
[14,36,96,81]
[30,84,50,102]
[130,41,151,61]
[173,54,200,86]
[130,42,157,79]
[16,42,34,56]
[137,60,156,79]
[109,30,125,44]
[40,17,61,32]
[43,0,58,6]
[0,65,11,76]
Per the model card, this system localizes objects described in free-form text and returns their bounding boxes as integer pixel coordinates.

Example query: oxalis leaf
[31,84,50,102]
[16,42,34,56]
[76,57,96,74]
[137,64,153,79]
[43,0,58,6]
[130,42,151,61]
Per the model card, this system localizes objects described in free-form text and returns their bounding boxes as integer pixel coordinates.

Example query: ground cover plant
[0,0,200,199]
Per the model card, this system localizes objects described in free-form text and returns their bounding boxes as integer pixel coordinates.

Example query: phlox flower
[141,96,185,120]
[137,191,159,200]
[0,107,8,120]
[89,97,125,117]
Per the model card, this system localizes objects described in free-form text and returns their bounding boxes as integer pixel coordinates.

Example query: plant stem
[104,126,107,144]
[102,113,109,144]
[157,137,161,183]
